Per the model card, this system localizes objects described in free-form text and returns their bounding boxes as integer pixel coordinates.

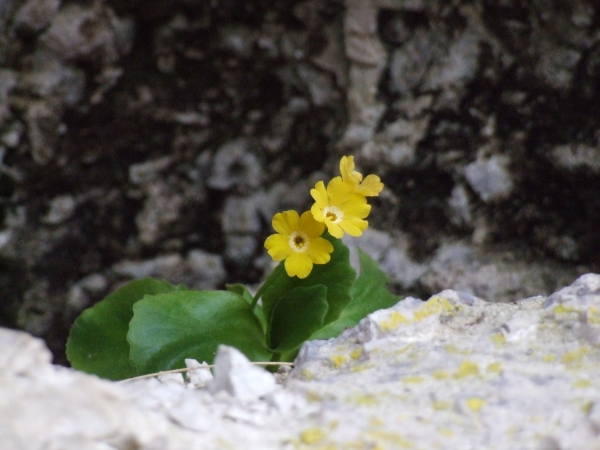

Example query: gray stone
[207,139,263,192]
[550,143,600,172]
[448,183,473,226]
[0,69,17,121]
[345,34,386,66]
[394,94,433,119]
[13,0,60,34]
[422,28,481,92]
[1,120,24,148]
[185,249,226,286]
[112,254,183,279]
[309,22,347,88]
[42,195,76,224]
[344,228,427,289]
[66,284,91,312]
[26,60,88,106]
[464,154,514,203]
[341,2,388,147]
[25,100,59,165]
[39,3,134,65]
[209,345,276,402]
[129,156,173,184]
[224,235,257,264]
[77,274,108,295]
[535,42,581,90]
[218,25,255,59]
[389,28,443,94]
[135,181,185,246]
[297,63,339,107]
[359,115,430,167]
[222,195,262,235]
[420,241,580,303]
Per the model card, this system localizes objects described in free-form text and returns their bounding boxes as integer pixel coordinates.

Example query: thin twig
[119,362,294,383]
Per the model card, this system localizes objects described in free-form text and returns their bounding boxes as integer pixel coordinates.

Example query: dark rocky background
[0,0,598,364]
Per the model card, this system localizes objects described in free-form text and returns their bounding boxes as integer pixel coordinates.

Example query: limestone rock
[2,274,600,449]
[289,274,600,449]
[209,345,276,402]
[185,358,213,388]
[0,329,196,450]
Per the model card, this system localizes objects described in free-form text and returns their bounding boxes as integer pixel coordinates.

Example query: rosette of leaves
[67,235,400,380]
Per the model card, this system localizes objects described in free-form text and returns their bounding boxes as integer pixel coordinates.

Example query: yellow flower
[264,210,334,279]
[310,177,371,239]
[339,155,384,197]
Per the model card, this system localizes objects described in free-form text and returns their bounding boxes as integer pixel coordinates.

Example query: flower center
[289,231,309,253]
[324,206,343,224]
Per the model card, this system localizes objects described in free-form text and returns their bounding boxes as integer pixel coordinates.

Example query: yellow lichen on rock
[432,400,452,410]
[433,369,450,380]
[439,427,454,437]
[301,369,314,380]
[490,333,507,347]
[573,379,591,388]
[454,360,480,378]
[465,397,485,412]
[588,306,600,325]
[541,354,556,363]
[562,346,590,365]
[331,355,346,369]
[486,362,502,374]
[445,344,471,355]
[350,347,363,359]
[414,295,457,321]
[379,311,409,331]
[300,427,326,444]
[401,375,424,384]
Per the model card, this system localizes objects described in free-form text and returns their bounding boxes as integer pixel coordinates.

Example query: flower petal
[311,203,325,222]
[272,210,299,235]
[327,177,353,203]
[264,234,292,260]
[341,155,363,183]
[285,253,313,279]
[358,174,384,196]
[343,195,371,219]
[340,155,354,180]
[307,237,333,264]
[310,181,328,209]
[340,217,368,237]
[325,220,344,238]
[299,210,325,237]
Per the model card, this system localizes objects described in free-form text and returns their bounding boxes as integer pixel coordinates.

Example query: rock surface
[2,274,600,449]
[1,0,597,367]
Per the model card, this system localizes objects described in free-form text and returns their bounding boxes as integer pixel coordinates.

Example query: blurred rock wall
[0,0,597,363]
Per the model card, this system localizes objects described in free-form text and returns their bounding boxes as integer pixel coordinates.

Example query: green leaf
[128,290,271,374]
[226,283,267,332]
[226,283,253,303]
[66,278,185,380]
[267,285,328,353]
[310,249,401,340]
[259,233,356,328]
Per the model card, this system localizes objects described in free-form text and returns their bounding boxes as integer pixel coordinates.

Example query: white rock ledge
[2,274,600,449]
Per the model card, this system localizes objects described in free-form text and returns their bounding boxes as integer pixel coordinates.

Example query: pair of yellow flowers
[264,156,384,279]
